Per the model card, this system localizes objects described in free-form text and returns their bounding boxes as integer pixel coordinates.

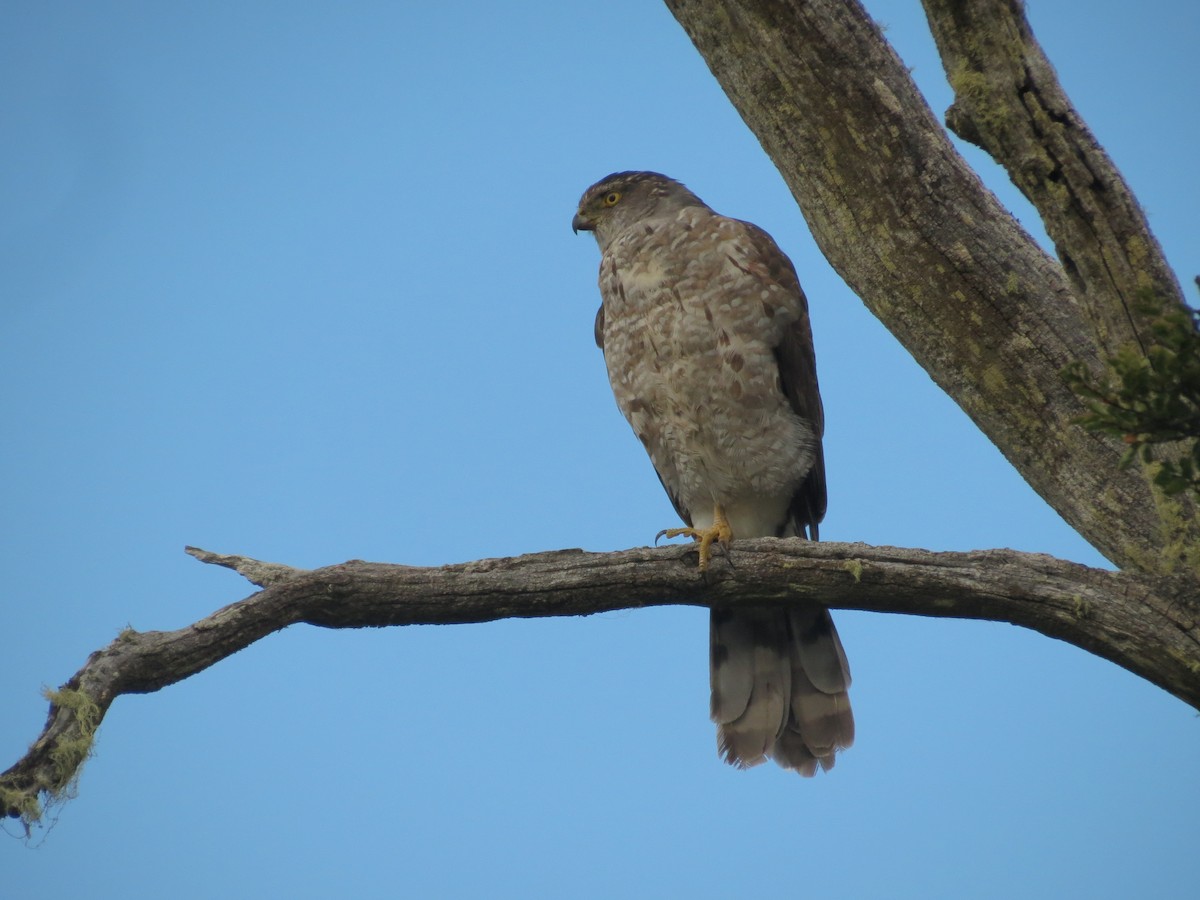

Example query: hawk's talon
[655,512,732,572]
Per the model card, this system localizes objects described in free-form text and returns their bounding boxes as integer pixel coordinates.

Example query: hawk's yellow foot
[656,505,732,571]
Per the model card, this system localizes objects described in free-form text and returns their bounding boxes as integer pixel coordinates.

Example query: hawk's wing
[723,218,827,539]
[594,303,605,351]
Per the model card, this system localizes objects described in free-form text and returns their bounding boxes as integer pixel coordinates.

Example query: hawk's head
[572,171,705,249]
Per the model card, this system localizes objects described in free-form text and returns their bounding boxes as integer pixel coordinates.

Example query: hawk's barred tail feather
[711,606,854,775]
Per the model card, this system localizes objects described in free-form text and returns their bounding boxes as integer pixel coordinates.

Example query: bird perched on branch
[573,171,854,774]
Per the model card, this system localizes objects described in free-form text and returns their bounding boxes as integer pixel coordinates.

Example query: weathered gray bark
[920,0,1185,355]
[4,540,1197,823]
[5,0,1198,828]
[663,0,1198,574]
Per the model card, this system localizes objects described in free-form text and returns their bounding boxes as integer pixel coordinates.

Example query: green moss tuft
[947,63,1011,139]
[1,687,102,832]
[41,687,102,796]
[0,784,43,831]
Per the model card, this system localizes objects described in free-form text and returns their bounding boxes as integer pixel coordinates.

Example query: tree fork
[663,0,1198,572]
[920,0,1186,355]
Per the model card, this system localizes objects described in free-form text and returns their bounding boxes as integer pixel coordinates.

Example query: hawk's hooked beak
[571,211,594,234]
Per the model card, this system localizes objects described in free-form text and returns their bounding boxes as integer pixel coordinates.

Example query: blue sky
[2,2,1197,897]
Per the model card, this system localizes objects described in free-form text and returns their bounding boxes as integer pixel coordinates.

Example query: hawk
[573,171,854,774]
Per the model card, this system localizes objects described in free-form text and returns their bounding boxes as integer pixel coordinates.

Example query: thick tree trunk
[663,0,1198,575]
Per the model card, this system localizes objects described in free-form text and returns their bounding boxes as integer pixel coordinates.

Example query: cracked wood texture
[921,0,1185,356]
[4,540,1198,822]
[664,0,1198,574]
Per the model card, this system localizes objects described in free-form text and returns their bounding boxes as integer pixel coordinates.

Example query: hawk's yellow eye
[603,191,621,207]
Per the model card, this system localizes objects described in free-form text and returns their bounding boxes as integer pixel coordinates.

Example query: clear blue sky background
[2,2,1197,897]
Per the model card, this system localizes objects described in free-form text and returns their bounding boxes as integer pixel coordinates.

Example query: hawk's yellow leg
[657,504,732,572]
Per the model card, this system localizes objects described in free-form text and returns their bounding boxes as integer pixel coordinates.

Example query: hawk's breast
[599,208,819,533]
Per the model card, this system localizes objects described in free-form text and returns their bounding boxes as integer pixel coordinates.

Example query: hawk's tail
[710,605,854,775]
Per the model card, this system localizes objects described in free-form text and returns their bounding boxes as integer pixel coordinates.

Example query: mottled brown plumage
[573,171,854,774]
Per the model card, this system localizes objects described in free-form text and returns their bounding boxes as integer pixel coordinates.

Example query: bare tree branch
[183,546,307,587]
[662,0,1199,573]
[3,540,1196,824]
